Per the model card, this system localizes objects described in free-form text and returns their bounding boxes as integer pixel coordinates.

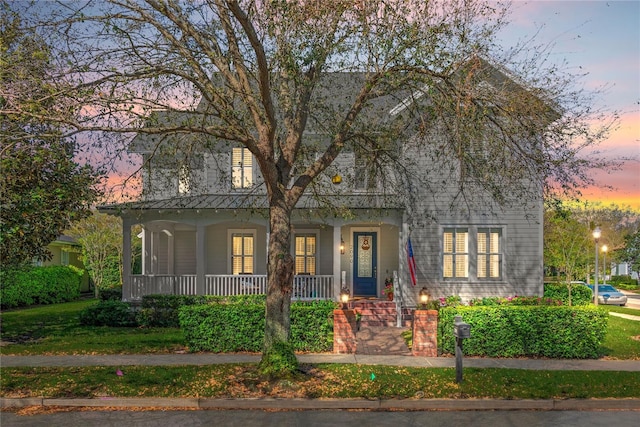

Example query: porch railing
[127,274,333,301]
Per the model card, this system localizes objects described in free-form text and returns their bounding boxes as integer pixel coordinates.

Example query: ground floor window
[231,231,254,274]
[294,233,316,275]
[443,228,469,278]
[443,226,503,280]
[477,228,502,279]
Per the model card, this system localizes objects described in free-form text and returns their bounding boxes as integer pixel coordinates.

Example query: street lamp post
[593,227,601,306]
[601,245,608,284]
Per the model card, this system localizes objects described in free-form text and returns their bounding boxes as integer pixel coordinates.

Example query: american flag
[406,238,417,286]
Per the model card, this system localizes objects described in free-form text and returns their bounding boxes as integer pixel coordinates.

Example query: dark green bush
[543,283,593,306]
[0,265,83,309]
[438,306,608,359]
[79,300,138,327]
[137,294,215,327]
[136,294,267,328]
[610,275,639,290]
[469,296,563,306]
[179,300,336,353]
[99,287,123,301]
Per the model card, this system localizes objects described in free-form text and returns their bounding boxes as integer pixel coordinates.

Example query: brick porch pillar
[412,309,438,357]
[333,309,357,354]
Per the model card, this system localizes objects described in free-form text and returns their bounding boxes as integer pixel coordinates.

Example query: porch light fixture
[419,287,430,309]
[340,287,350,309]
[340,236,345,255]
[593,227,601,306]
[332,174,342,185]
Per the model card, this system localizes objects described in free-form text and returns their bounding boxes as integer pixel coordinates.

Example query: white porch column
[196,223,206,295]
[122,218,132,302]
[333,224,342,302]
[167,227,175,275]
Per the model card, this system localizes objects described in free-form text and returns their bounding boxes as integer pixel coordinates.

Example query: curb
[3,397,640,411]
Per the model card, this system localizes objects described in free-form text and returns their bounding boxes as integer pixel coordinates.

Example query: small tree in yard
[67,211,123,298]
[18,0,615,375]
[544,207,592,305]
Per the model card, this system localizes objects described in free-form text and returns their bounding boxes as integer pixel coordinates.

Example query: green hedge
[79,300,138,327]
[99,287,123,301]
[137,294,267,328]
[179,300,336,353]
[438,306,608,359]
[0,265,83,309]
[610,275,639,290]
[543,283,593,306]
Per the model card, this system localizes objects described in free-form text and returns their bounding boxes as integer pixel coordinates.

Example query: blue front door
[353,232,377,297]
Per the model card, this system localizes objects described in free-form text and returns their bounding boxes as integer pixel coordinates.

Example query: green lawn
[1,365,639,400]
[0,300,186,355]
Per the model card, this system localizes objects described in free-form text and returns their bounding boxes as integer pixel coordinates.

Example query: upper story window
[295,233,317,275]
[443,228,469,279]
[230,230,255,274]
[354,152,377,191]
[231,147,253,189]
[178,164,191,194]
[477,228,502,279]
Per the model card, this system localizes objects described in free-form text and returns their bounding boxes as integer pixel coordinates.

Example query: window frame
[477,228,503,280]
[442,228,469,279]
[353,152,377,191]
[228,229,256,275]
[231,147,254,190]
[441,225,505,282]
[293,231,319,275]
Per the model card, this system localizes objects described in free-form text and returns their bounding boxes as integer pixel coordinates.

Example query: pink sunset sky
[100,1,639,210]
[503,0,639,210]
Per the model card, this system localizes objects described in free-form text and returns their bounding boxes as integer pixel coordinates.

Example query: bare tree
[16,0,616,375]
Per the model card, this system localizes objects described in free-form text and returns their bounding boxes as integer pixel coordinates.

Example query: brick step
[360,319,413,327]
[356,308,397,316]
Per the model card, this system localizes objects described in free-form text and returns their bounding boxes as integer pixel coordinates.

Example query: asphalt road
[3,409,640,427]
[621,290,640,310]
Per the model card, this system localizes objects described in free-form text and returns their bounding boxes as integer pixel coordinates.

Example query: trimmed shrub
[99,286,123,301]
[543,283,592,306]
[136,294,267,328]
[179,300,336,353]
[439,306,608,359]
[290,300,336,352]
[469,296,563,306]
[137,294,216,327]
[0,265,83,309]
[610,275,639,290]
[79,300,138,327]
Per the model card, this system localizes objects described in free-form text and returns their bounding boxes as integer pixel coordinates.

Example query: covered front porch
[111,203,409,303]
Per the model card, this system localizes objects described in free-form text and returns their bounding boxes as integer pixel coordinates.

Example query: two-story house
[100,60,546,307]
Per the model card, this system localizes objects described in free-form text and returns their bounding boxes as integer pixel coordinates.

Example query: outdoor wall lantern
[593,227,601,306]
[340,287,350,309]
[419,287,430,309]
[340,236,345,255]
[332,174,342,185]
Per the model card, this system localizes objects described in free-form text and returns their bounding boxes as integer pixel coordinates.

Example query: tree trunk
[259,199,298,376]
